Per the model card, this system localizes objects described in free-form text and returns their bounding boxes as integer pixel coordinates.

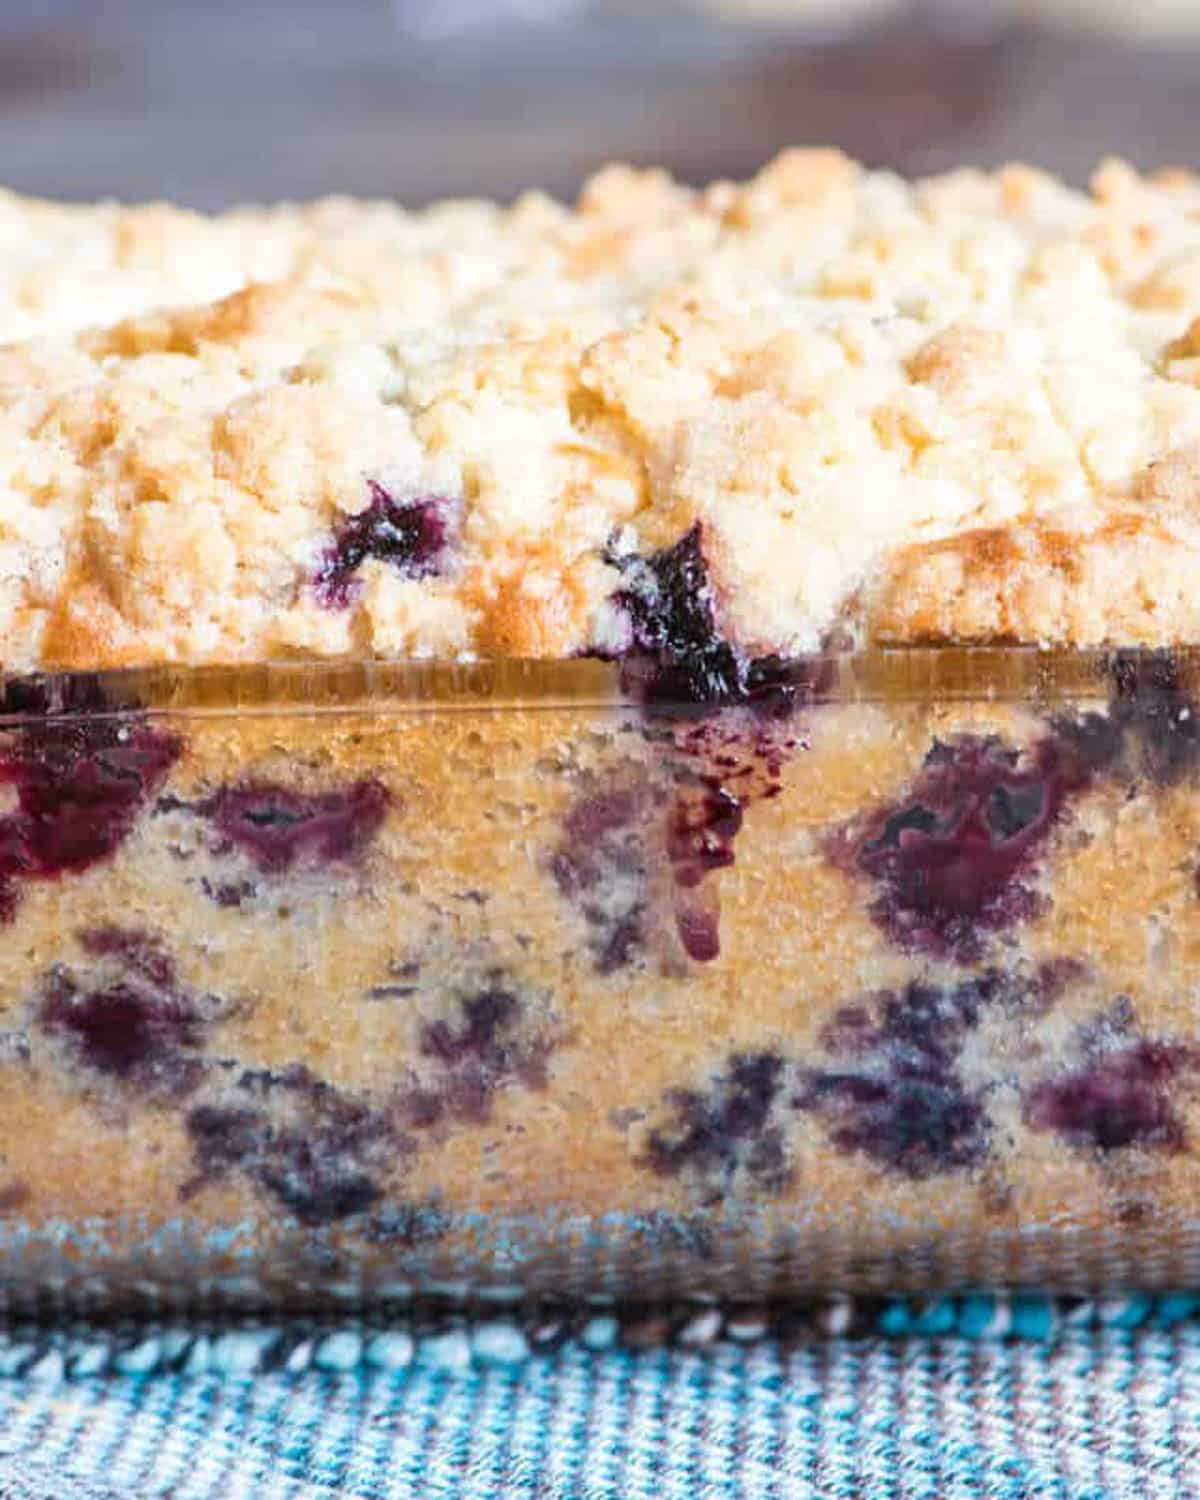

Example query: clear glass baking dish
[2,646,1200,1316]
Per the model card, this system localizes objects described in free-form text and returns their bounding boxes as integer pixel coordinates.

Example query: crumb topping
[2,151,1200,669]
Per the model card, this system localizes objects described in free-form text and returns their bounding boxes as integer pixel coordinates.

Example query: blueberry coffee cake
[4,150,1200,1308]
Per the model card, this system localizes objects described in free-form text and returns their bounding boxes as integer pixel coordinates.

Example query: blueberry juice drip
[600,523,816,963]
[665,718,799,963]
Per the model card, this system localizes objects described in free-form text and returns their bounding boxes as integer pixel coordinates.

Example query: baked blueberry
[1023,1023,1199,1154]
[39,928,213,1094]
[0,717,180,920]
[795,974,1009,1177]
[835,735,1087,961]
[314,483,460,608]
[551,784,649,973]
[410,981,552,1125]
[641,1051,792,1201]
[185,1065,400,1227]
[605,524,804,715]
[177,777,389,881]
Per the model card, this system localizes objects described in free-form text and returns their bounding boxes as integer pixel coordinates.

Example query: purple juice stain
[185,1064,398,1226]
[0,716,181,920]
[38,927,212,1094]
[1023,1038,1199,1155]
[551,717,803,968]
[794,972,1013,1178]
[592,524,825,962]
[668,782,742,888]
[313,482,460,608]
[182,778,389,880]
[667,776,742,963]
[1027,956,1091,1012]
[550,785,649,973]
[641,1051,792,1201]
[551,747,790,969]
[674,898,721,964]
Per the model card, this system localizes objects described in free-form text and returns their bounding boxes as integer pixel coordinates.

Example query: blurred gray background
[1,0,1198,208]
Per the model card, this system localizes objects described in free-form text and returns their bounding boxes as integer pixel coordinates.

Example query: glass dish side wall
[0,652,1198,1314]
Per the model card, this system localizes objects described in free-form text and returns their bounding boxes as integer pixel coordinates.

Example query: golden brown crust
[871,514,1200,645]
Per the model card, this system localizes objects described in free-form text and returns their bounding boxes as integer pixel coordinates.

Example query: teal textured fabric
[1,1324,1200,1497]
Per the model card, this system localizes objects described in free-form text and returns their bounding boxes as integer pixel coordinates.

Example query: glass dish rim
[0,645,1188,721]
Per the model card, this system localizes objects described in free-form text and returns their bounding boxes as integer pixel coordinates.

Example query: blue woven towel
[1,1316,1199,1497]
